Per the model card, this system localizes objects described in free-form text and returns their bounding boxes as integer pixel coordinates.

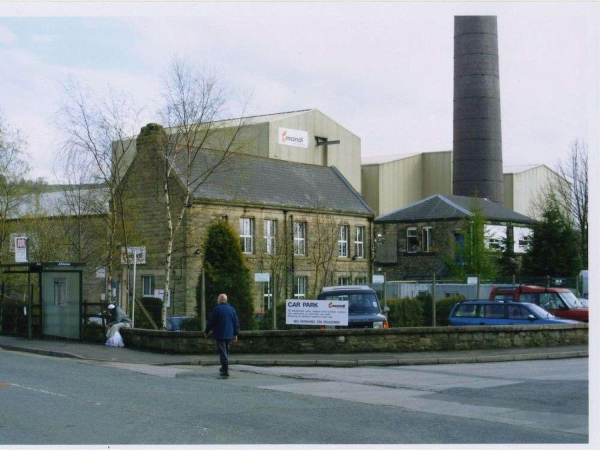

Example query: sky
[0,2,598,182]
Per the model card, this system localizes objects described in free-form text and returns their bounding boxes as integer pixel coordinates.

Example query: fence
[370,275,583,302]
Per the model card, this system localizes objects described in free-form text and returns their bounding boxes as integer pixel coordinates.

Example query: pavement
[0,335,588,367]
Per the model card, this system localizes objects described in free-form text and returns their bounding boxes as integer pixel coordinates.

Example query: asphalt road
[0,349,588,445]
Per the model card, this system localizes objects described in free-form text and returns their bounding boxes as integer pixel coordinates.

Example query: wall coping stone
[121,323,587,339]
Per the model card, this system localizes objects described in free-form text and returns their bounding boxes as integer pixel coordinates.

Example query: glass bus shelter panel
[41,272,81,340]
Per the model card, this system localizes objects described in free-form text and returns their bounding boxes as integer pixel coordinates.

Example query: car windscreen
[525,303,555,319]
[320,293,381,314]
[559,291,585,309]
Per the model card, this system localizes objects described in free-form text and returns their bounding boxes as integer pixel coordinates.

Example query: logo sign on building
[121,247,147,265]
[285,299,348,326]
[254,272,271,283]
[278,127,308,148]
[15,236,28,263]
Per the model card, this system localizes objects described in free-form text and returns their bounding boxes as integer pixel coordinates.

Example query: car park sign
[285,299,348,326]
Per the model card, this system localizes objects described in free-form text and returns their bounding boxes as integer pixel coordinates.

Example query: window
[338,276,351,286]
[262,281,272,311]
[54,278,67,306]
[483,304,505,319]
[514,226,533,254]
[422,227,433,252]
[142,276,155,297]
[407,227,418,253]
[507,305,530,320]
[354,226,365,258]
[338,225,349,257]
[264,219,277,254]
[487,237,503,251]
[520,293,538,304]
[355,276,367,285]
[539,293,566,310]
[239,218,254,254]
[294,222,306,256]
[294,276,308,298]
[485,225,507,251]
[454,232,465,264]
[453,304,480,317]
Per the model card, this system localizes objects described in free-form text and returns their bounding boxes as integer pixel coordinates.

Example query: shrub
[416,293,434,326]
[200,220,256,330]
[179,316,203,332]
[386,297,425,327]
[435,296,465,326]
[132,297,164,329]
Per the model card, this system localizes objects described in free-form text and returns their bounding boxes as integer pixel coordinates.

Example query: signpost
[121,247,146,327]
[285,299,348,326]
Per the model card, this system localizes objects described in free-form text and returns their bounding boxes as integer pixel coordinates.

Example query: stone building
[373,194,535,280]
[120,123,374,317]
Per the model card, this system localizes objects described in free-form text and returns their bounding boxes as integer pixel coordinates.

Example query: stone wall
[121,323,588,354]
[375,220,460,279]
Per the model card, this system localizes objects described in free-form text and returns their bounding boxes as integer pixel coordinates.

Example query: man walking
[204,293,240,376]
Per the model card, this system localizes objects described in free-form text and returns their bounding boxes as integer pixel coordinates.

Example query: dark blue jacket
[205,303,240,340]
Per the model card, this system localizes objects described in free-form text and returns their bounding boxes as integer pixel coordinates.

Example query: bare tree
[306,211,340,298]
[256,220,289,312]
[0,108,30,265]
[536,140,588,268]
[55,78,142,304]
[156,57,250,328]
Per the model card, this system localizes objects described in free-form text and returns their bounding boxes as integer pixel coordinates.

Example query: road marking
[8,383,103,406]
[10,383,69,398]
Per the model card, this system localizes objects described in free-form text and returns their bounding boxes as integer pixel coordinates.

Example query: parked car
[449,300,580,326]
[166,316,191,331]
[318,285,389,329]
[489,285,588,322]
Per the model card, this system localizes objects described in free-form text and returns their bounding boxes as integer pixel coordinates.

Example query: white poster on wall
[15,236,28,263]
[278,127,309,148]
[285,299,348,326]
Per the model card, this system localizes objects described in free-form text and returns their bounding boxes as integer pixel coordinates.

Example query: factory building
[361,151,566,219]
[119,108,362,194]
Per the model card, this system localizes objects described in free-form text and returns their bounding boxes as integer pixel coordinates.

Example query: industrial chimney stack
[453,15,504,204]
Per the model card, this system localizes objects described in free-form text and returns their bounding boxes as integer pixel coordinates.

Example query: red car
[490,285,588,322]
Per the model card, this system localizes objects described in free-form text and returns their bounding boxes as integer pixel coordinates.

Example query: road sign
[15,236,28,263]
[372,274,384,284]
[254,272,271,282]
[121,247,146,265]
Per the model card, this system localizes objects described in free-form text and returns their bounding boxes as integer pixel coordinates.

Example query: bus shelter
[1,262,84,341]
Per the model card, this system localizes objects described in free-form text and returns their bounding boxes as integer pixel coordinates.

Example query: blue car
[448,300,580,326]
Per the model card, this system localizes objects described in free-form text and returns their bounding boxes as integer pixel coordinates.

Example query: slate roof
[171,150,373,216]
[8,185,109,220]
[375,194,534,224]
